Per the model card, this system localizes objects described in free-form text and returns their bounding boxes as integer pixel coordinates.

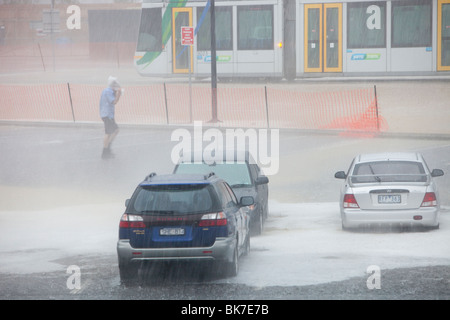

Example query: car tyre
[225,244,239,277]
[251,210,264,236]
[341,221,351,232]
[243,235,250,256]
[119,262,139,285]
[264,200,269,220]
[423,223,440,231]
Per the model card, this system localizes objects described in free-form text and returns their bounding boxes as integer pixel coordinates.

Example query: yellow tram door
[172,7,193,74]
[304,3,342,73]
[438,0,450,71]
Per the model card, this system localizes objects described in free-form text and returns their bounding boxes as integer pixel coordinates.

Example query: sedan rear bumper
[117,237,236,265]
[341,207,440,229]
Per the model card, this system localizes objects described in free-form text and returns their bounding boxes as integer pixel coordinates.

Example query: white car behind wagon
[335,152,444,231]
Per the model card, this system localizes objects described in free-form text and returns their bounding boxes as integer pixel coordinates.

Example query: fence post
[67,83,75,122]
[374,85,379,132]
[163,83,169,124]
[116,43,120,69]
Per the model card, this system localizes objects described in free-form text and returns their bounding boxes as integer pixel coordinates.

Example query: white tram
[134,0,450,79]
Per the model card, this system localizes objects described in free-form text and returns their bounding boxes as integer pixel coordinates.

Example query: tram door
[304,3,342,73]
[438,0,450,71]
[172,7,193,74]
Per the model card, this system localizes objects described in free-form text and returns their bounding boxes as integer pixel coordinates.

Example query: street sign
[181,26,194,46]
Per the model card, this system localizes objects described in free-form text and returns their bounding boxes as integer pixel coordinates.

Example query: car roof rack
[144,172,157,181]
[140,172,220,186]
[205,172,215,179]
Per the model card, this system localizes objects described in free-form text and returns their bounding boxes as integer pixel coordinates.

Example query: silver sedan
[335,152,444,230]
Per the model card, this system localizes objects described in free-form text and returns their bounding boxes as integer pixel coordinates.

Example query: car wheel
[341,221,350,231]
[423,223,440,231]
[251,210,264,236]
[243,235,250,256]
[264,201,269,220]
[119,262,139,284]
[225,244,239,277]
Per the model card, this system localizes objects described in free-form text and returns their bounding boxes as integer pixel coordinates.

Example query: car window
[347,158,355,177]
[215,182,234,208]
[176,162,252,187]
[132,184,218,215]
[351,161,427,183]
[249,164,258,181]
[213,183,227,209]
[224,183,238,205]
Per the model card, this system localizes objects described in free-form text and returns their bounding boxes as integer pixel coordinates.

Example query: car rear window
[175,162,252,187]
[351,161,427,183]
[131,184,219,215]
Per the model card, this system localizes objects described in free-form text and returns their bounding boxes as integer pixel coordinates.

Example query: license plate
[378,195,401,204]
[159,228,185,236]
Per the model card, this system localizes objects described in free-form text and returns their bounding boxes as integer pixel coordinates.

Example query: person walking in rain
[100,76,122,159]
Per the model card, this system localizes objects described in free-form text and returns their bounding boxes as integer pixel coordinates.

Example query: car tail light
[119,213,145,228]
[343,194,359,208]
[199,212,227,227]
[421,192,437,207]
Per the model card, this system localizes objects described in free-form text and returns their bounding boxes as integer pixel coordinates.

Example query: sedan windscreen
[351,161,427,183]
[132,184,218,215]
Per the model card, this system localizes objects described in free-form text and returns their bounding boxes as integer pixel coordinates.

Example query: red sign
[181,26,194,46]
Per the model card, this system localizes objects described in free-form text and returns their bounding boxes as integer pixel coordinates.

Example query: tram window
[392,0,432,48]
[196,6,232,51]
[443,3,450,67]
[347,2,386,48]
[137,8,162,52]
[238,5,274,50]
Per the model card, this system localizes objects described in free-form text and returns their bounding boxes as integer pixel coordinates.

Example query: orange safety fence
[0,84,73,122]
[67,84,168,124]
[218,87,267,128]
[0,83,387,133]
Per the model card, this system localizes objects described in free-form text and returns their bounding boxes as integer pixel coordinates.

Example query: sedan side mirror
[256,176,269,185]
[431,169,444,177]
[240,196,254,207]
[334,171,347,179]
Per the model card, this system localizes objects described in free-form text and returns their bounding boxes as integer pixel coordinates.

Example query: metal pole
[210,0,218,122]
[189,46,192,123]
[51,0,55,72]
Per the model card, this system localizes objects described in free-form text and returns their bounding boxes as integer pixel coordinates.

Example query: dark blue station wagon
[117,172,253,283]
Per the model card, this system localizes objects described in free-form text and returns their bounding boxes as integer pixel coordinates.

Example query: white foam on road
[235,201,450,286]
[0,203,121,274]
